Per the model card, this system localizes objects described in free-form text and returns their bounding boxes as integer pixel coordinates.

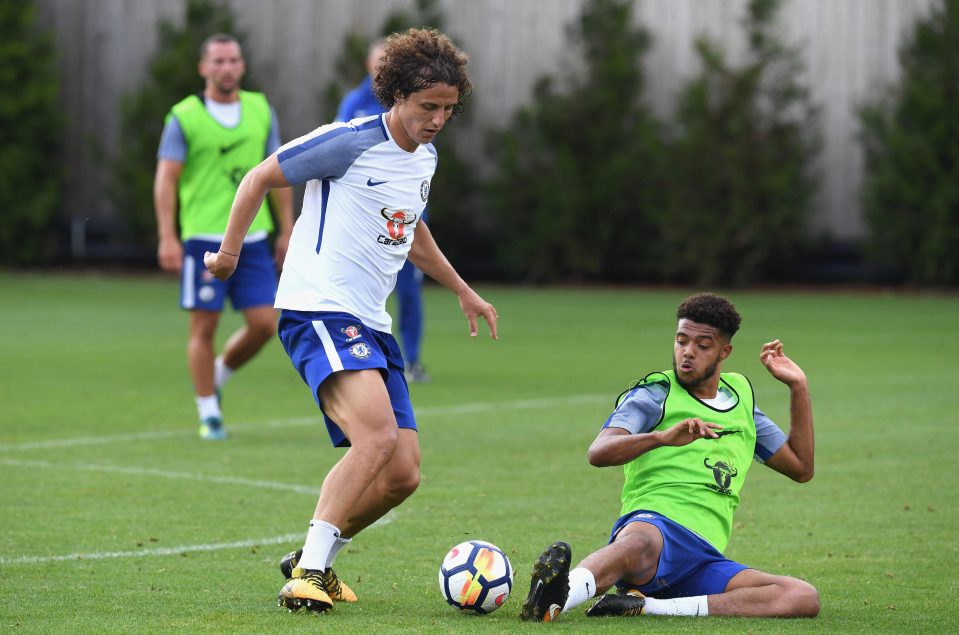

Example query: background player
[336,38,431,384]
[204,28,497,613]
[154,33,293,440]
[520,293,819,621]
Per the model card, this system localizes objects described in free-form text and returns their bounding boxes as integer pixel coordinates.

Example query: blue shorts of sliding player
[609,510,749,598]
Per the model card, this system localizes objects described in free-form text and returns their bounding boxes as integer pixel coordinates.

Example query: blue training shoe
[199,416,228,440]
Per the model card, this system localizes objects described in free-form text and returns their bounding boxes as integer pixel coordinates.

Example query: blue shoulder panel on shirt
[277,120,388,186]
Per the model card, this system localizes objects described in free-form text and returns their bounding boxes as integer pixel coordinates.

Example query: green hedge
[0,0,63,265]
[486,0,665,283]
[860,0,959,285]
[484,0,819,285]
[659,0,820,285]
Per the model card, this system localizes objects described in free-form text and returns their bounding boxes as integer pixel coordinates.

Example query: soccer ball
[438,540,513,614]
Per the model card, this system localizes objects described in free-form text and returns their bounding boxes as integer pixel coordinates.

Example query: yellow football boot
[277,569,333,613]
[280,549,357,602]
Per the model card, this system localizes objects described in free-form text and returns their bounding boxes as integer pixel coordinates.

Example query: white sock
[297,519,341,571]
[644,595,709,616]
[324,536,352,569]
[214,356,235,389]
[562,567,596,613]
[195,394,220,420]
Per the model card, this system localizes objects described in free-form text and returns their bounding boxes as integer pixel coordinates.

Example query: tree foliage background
[860,0,959,286]
[660,0,820,285]
[0,0,63,265]
[484,0,819,286]
[91,0,959,288]
[486,0,665,283]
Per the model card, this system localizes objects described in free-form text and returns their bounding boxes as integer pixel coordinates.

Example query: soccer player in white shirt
[204,28,497,613]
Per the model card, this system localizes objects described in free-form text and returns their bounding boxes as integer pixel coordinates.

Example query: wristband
[219,249,239,257]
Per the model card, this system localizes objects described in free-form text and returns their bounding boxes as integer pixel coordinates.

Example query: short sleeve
[753,405,787,463]
[603,382,668,434]
[277,124,364,186]
[157,115,187,162]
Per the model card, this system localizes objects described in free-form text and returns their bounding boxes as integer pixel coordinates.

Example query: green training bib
[620,370,756,552]
[168,91,274,239]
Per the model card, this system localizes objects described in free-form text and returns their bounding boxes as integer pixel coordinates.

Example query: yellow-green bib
[620,370,756,552]
[168,91,273,239]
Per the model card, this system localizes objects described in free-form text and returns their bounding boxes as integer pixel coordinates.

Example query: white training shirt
[274,114,436,332]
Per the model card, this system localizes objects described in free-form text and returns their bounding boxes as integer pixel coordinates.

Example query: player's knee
[190,315,219,340]
[614,531,660,576]
[618,530,656,555]
[780,578,819,617]
[373,428,401,456]
[383,468,420,503]
[791,579,820,617]
[349,425,400,466]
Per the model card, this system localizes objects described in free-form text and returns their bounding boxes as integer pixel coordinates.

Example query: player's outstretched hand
[660,418,722,446]
[203,250,238,281]
[457,287,498,340]
[760,339,807,387]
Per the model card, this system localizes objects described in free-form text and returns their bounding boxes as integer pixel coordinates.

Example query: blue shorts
[278,309,416,448]
[180,238,277,311]
[609,510,749,598]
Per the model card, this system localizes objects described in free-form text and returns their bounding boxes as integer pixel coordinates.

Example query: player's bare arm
[760,339,815,482]
[153,158,184,273]
[407,221,498,339]
[204,154,289,280]
[588,418,722,467]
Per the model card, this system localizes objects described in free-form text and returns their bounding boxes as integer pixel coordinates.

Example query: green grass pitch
[1,272,957,633]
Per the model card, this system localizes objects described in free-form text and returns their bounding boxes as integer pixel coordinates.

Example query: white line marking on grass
[0,458,321,495]
[0,533,304,565]
[0,450,396,567]
[0,395,606,564]
[0,417,320,451]
[0,429,189,451]
[1,515,396,565]
[0,394,610,453]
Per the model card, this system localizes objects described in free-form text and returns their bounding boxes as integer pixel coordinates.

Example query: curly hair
[676,293,742,339]
[373,28,471,119]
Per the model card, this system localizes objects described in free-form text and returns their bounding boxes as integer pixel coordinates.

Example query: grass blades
[1,272,957,633]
